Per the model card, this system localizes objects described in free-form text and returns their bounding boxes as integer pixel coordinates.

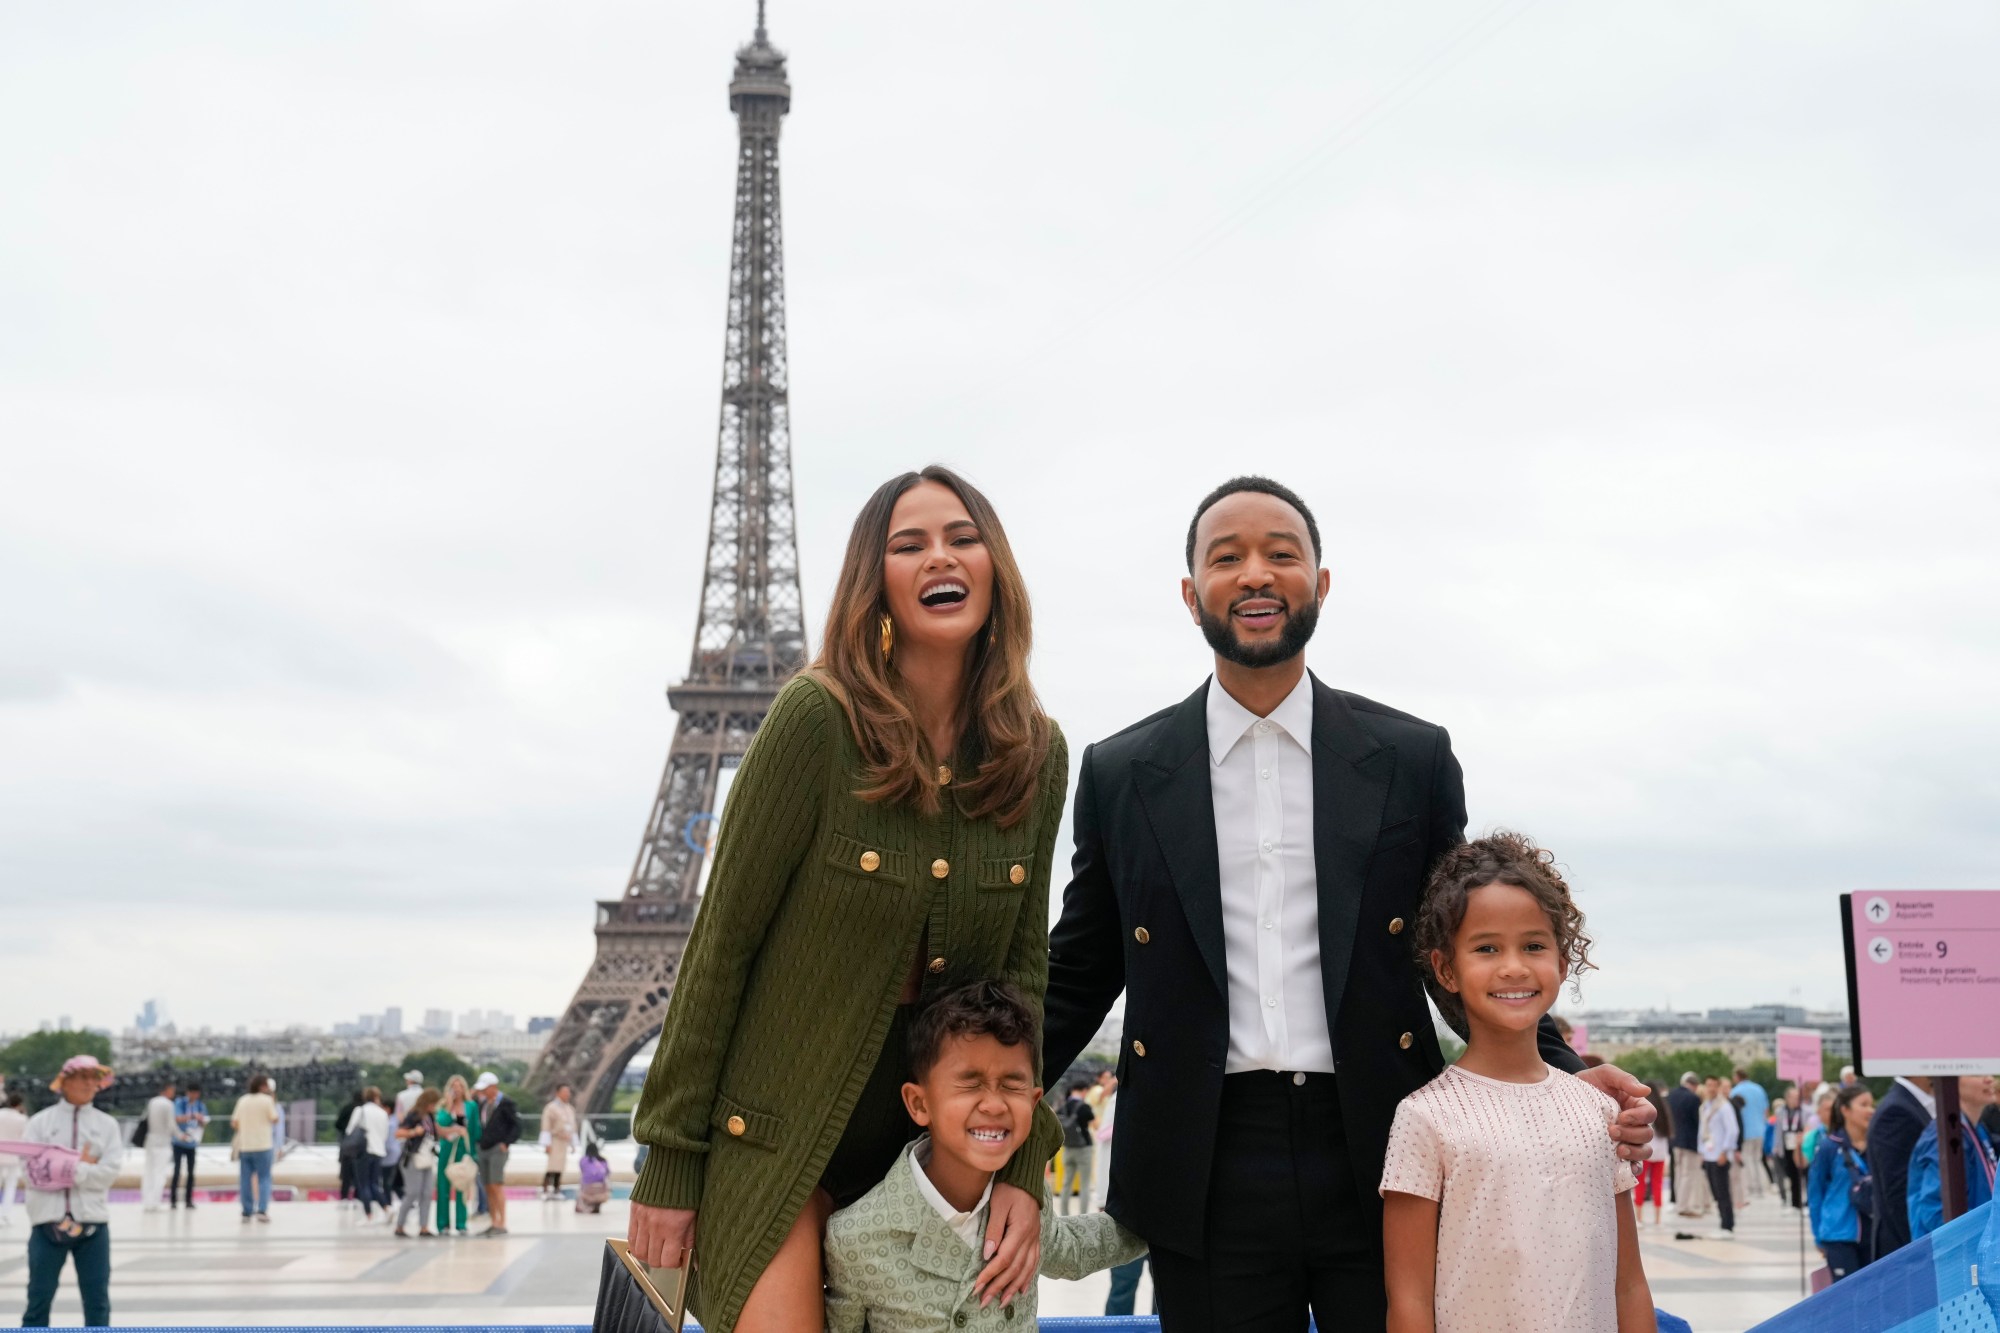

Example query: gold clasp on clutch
[606,1238,694,1332]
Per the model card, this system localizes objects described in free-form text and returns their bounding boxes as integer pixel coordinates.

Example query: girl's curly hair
[1414,830,1595,1038]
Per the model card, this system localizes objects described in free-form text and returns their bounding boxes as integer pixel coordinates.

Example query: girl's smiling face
[1431,881,1566,1035]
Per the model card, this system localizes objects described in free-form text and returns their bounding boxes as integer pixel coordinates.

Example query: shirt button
[726,1115,746,1136]
[1256,721,1271,734]
[1388,917,1405,935]
[1009,863,1026,885]
[1260,769,1270,779]
[1292,1072,1307,1086]
[929,957,947,975]
[1132,1040,1147,1057]
[859,851,881,873]
[1265,997,1277,1009]
[937,765,952,787]
[931,858,949,879]
[954,1313,967,1328]
[1261,840,1274,853]
[1133,927,1151,944]
[1399,1032,1414,1050]
[1262,920,1274,931]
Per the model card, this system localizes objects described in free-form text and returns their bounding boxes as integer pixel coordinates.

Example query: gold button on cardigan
[629,674,1069,1333]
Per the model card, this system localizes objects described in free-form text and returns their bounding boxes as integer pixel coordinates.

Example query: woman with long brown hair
[626,466,1068,1332]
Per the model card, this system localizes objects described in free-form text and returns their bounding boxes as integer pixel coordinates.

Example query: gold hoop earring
[879,615,894,660]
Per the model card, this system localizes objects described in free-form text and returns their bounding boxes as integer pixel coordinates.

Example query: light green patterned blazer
[825,1140,1147,1332]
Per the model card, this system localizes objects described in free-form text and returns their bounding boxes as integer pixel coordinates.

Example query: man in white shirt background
[140,1078,177,1212]
[392,1071,425,1125]
[1697,1075,1741,1239]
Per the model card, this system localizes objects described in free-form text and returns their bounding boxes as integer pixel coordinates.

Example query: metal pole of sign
[1937,1075,1968,1225]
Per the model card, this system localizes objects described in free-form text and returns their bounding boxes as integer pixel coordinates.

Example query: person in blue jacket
[1906,1075,1997,1241]
[1807,1085,1877,1281]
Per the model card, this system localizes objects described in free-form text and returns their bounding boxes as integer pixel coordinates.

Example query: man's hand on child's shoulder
[1576,1064,1658,1163]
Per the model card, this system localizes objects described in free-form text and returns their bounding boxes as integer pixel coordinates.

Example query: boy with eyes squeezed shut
[825,981,1146,1332]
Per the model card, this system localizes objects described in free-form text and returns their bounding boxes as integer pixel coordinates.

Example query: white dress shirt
[1698,1096,1741,1162]
[1894,1077,1937,1118]
[1206,673,1336,1075]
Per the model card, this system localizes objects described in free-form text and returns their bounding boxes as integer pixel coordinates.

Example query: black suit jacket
[1042,675,1580,1259]
[1667,1085,1701,1153]
[1868,1081,1932,1256]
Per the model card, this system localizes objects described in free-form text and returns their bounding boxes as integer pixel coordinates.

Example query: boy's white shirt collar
[909,1135,992,1252]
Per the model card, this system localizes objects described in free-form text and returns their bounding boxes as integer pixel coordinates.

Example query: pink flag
[0,1141,81,1191]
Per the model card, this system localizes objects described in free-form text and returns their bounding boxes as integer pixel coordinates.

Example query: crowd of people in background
[0,1054,641,1325]
[20,1066,608,1235]
[330,1071,561,1238]
[1644,1062,1999,1284]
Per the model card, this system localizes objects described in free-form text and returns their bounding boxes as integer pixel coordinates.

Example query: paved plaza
[2,1183,1819,1330]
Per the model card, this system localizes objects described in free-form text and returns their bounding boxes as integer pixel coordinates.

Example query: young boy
[825,980,1146,1332]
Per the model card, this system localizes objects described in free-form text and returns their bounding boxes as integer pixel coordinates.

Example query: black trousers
[1152,1071,1381,1332]
[170,1143,199,1205]
[1703,1161,1736,1231]
[1775,1152,1804,1209]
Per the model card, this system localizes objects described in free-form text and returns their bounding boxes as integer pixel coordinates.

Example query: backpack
[1061,1098,1093,1148]
[131,1116,149,1149]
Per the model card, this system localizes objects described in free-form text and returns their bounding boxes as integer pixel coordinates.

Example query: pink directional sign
[1775,1027,1821,1086]
[1844,890,2000,1076]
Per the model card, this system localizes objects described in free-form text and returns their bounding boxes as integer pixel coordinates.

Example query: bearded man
[1039,476,1654,1331]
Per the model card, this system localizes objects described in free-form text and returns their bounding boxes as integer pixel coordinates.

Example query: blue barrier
[1748,1198,2000,1333]
[114,1317,1691,1332]
[107,1325,1171,1332]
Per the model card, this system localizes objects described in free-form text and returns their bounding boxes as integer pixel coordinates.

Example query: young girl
[1381,832,1654,1333]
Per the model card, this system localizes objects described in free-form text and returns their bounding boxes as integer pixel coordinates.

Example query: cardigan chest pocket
[977,851,1035,891]
[712,1093,783,1152]
[824,831,911,887]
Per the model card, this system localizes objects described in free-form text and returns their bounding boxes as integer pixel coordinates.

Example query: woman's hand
[974,1182,1041,1309]
[630,1201,698,1270]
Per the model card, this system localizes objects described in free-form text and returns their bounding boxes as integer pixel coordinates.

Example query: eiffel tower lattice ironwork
[531,7,806,1111]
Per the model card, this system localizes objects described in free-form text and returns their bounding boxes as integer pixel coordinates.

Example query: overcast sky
[3,1,1995,1037]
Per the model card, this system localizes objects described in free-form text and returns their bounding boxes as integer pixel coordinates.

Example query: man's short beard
[1197,596,1320,669]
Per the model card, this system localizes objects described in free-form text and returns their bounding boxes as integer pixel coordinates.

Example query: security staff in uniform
[1040,476,1653,1330]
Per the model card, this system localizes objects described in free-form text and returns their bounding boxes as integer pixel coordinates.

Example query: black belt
[1224,1068,1339,1092]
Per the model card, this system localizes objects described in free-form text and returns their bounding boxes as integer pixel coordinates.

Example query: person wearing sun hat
[19,1054,123,1326]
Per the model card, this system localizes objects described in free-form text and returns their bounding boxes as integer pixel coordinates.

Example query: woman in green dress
[626,467,1068,1333]
[435,1074,476,1235]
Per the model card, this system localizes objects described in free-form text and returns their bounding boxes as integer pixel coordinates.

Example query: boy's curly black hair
[1414,830,1594,1038]
[907,979,1041,1083]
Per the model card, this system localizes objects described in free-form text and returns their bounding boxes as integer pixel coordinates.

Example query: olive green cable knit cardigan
[631,673,1068,1333]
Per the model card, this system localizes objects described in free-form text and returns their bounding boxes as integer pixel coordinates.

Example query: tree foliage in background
[358,1047,477,1097]
[0,1030,115,1101]
[1592,1048,1890,1106]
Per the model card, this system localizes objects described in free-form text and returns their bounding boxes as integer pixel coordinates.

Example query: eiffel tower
[531,5,806,1111]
